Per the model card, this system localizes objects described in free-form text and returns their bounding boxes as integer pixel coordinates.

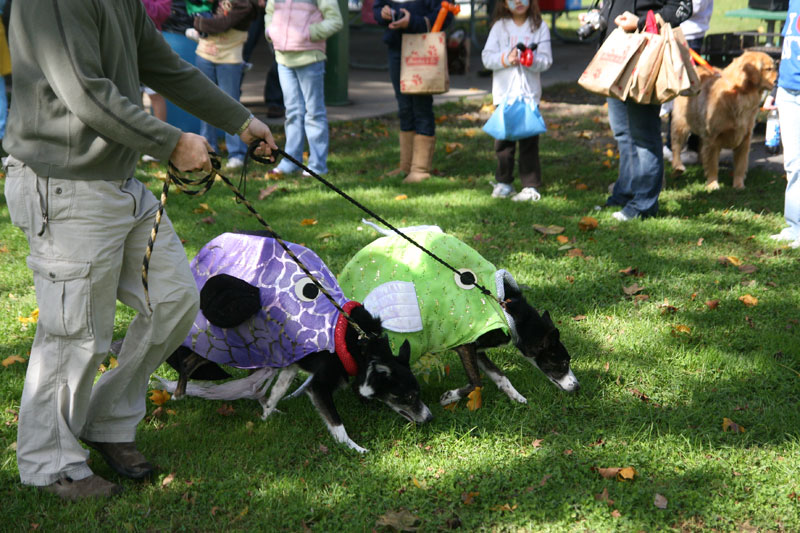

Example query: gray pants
[4,158,199,486]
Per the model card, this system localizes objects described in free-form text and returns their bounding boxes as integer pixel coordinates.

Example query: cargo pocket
[26,255,93,338]
[4,171,33,234]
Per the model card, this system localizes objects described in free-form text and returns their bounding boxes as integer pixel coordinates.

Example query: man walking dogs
[3,0,276,500]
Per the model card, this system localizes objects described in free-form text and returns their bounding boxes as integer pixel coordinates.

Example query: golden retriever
[670,51,778,190]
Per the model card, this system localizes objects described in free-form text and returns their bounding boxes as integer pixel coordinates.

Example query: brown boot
[40,475,123,501]
[82,439,155,479]
[403,134,435,183]
[385,130,415,177]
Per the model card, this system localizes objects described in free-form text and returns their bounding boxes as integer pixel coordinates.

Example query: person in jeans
[190,0,260,170]
[4,0,275,501]
[770,0,800,247]
[266,0,342,176]
[587,0,692,221]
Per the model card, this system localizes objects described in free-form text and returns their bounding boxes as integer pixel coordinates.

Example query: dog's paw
[260,407,281,420]
[439,390,461,406]
[671,164,686,175]
[733,181,746,190]
[705,180,721,191]
[509,391,528,404]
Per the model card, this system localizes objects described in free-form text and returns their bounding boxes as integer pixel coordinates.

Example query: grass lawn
[2,87,800,532]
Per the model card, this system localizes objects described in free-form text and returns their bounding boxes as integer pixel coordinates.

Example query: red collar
[334,300,361,377]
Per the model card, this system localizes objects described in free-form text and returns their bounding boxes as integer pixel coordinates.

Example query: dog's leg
[259,365,299,420]
[305,379,367,453]
[477,351,527,404]
[174,352,208,399]
[670,110,690,174]
[440,344,482,406]
[731,134,751,190]
[702,140,722,190]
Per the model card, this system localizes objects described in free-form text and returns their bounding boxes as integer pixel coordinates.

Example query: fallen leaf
[317,232,335,240]
[697,237,704,246]
[722,417,746,433]
[461,491,479,505]
[611,509,622,518]
[532,439,543,448]
[575,183,589,191]
[604,362,610,372]
[602,160,613,168]
[149,389,171,406]
[210,506,220,516]
[412,477,422,489]
[444,142,463,153]
[533,224,565,235]
[617,467,637,481]
[480,103,495,113]
[572,315,587,321]
[556,235,570,244]
[490,503,517,512]
[108,356,118,369]
[738,264,758,274]
[577,130,594,139]
[622,283,644,295]
[705,299,720,310]
[739,294,758,307]
[618,266,643,277]
[718,256,742,267]
[563,449,573,455]
[539,474,552,486]
[258,185,280,200]
[319,444,329,454]
[466,387,482,411]
[394,194,408,201]
[595,467,621,479]
[595,487,614,506]
[376,509,420,532]
[17,309,39,324]
[634,294,650,302]
[200,216,216,225]
[2,355,26,367]
[300,218,318,226]
[442,402,458,411]
[578,216,599,231]
[192,202,216,215]
[567,248,584,258]
[161,472,176,487]
[654,493,668,509]
[216,403,235,416]
[672,324,691,334]
[0,245,8,253]
[435,115,448,124]
[464,128,481,138]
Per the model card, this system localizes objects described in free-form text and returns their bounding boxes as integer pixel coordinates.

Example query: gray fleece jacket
[3,0,252,181]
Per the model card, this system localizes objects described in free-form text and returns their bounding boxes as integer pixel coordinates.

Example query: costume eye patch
[294,278,321,302]
[454,268,477,290]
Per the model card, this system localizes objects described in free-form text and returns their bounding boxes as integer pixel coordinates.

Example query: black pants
[495,135,541,189]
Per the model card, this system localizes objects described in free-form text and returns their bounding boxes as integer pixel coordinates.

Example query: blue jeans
[777,87,800,239]
[606,98,663,219]
[0,75,6,139]
[276,61,329,174]
[195,56,247,160]
[388,48,435,136]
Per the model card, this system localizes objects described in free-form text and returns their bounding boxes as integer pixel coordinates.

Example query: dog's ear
[731,60,761,93]
[542,310,555,327]
[543,326,561,348]
[397,340,411,367]
[200,274,261,328]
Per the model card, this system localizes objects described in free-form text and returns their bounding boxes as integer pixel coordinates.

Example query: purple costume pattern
[182,233,350,369]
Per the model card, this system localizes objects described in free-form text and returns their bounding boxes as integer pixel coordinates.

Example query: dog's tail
[152,367,278,401]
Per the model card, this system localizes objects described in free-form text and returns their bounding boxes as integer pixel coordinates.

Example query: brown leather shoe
[40,475,123,501]
[82,440,154,479]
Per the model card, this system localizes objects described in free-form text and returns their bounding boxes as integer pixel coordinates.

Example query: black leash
[141,150,374,340]
[247,147,502,306]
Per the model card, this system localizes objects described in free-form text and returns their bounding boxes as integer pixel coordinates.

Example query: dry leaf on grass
[2,355,26,367]
[442,402,458,411]
[575,183,589,191]
[394,194,408,201]
[594,467,621,479]
[444,142,463,153]
[200,216,216,225]
[149,389,171,406]
[722,417,746,433]
[705,299,720,310]
[533,224,565,235]
[622,283,644,295]
[617,467,637,481]
[567,248,585,258]
[17,309,39,324]
[466,387,482,411]
[217,403,235,416]
[161,472,175,487]
[376,509,421,532]
[718,256,742,267]
[739,294,758,307]
[258,186,280,200]
[532,439,543,448]
[595,488,614,506]
[578,216,599,231]
[672,324,691,334]
[193,202,216,215]
[572,315,587,321]
[300,218,318,226]
[654,493,668,509]
[618,266,644,277]
[739,264,758,274]
[461,491,479,505]
[557,235,570,244]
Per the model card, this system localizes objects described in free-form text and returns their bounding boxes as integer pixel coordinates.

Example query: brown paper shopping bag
[626,26,666,103]
[578,27,646,98]
[671,27,701,96]
[400,31,449,95]
[654,22,680,102]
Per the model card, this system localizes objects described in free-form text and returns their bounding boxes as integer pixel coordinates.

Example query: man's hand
[388,9,410,30]
[614,11,639,32]
[381,5,393,20]
[239,118,278,158]
[169,133,213,173]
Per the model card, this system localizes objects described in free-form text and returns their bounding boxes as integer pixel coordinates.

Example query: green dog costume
[338,224,520,361]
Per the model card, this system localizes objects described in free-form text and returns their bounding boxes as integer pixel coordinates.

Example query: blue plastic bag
[482,67,547,141]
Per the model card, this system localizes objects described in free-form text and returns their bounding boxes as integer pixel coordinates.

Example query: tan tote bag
[400,31,449,95]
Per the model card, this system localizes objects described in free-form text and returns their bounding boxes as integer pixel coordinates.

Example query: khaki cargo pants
[4,157,199,486]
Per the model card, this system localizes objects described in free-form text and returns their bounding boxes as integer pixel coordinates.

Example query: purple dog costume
[182,232,356,371]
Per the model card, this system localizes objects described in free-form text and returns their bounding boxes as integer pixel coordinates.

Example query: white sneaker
[511,187,542,202]
[662,145,673,159]
[771,228,798,241]
[612,211,632,222]
[226,157,244,170]
[682,151,699,165]
[491,183,515,198]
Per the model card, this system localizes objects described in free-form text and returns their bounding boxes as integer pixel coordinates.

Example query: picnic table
[725,7,787,45]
